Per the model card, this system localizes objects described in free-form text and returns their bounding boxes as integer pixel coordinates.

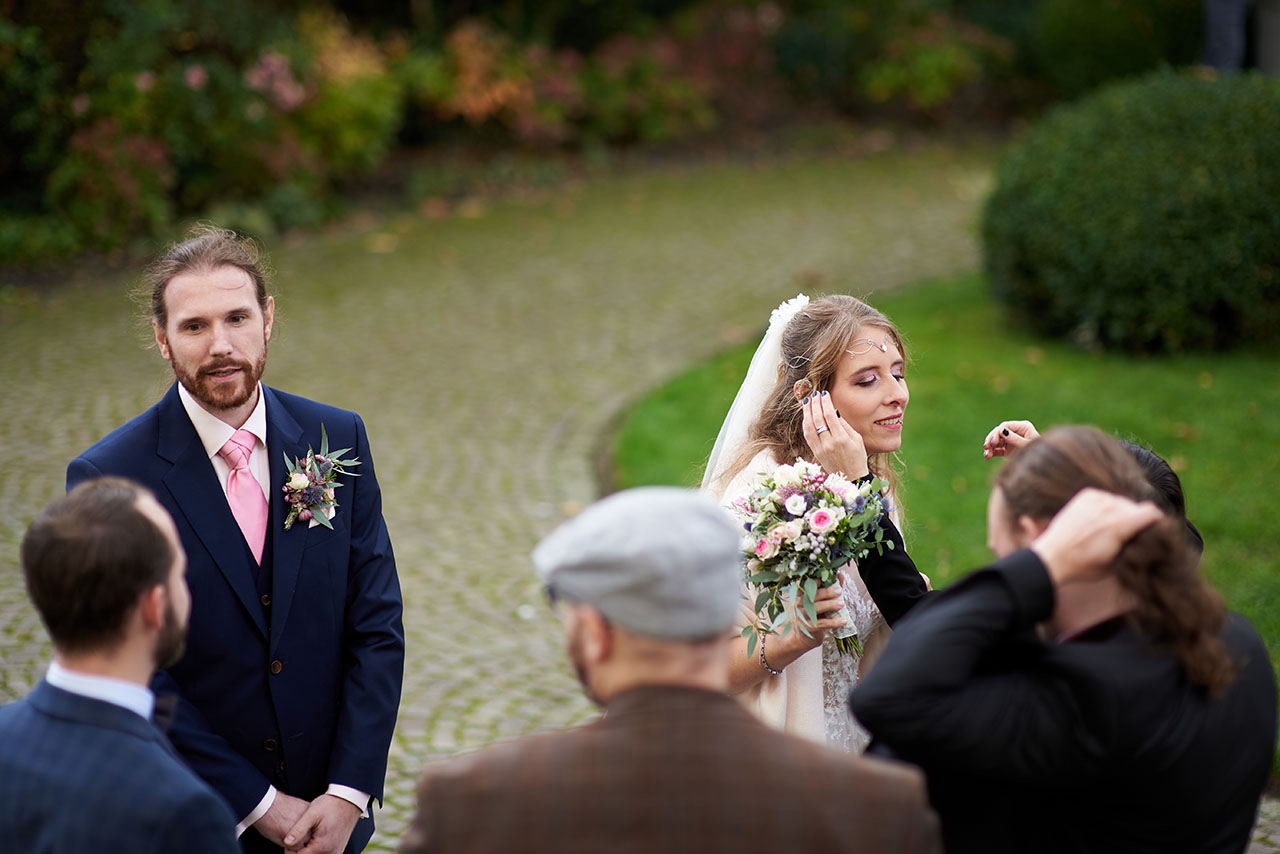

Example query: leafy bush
[0,20,67,198]
[1029,0,1202,96]
[982,71,1280,352]
[0,1,1087,266]
[772,0,1013,116]
[399,16,722,148]
[772,0,906,110]
[580,32,716,143]
[0,214,83,266]
[292,8,405,175]
[45,118,175,249]
[862,12,1014,113]
[400,20,564,143]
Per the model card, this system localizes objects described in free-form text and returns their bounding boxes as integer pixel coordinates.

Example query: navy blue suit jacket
[67,384,404,851]
[0,680,238,853]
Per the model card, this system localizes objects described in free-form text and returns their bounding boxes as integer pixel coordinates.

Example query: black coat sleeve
[854,512,929,626]
[850,549,1109,784]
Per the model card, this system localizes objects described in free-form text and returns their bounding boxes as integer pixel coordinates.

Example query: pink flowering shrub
[245,53,307,112]
[401,15,730,148]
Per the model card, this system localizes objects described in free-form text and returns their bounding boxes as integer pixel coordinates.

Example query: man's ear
[152,320,171,361]
[579,606,613,664]
[1018,514,1050,546]
[262,295,275,343]
[137,584,167,631]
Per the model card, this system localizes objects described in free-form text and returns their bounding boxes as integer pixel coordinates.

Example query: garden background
[2,1,1279,849]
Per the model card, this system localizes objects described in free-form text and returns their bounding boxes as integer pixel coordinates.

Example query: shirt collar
[46,661,155,721]
[177,382,268,459]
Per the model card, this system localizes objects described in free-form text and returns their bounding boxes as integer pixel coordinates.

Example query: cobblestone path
[3,142,1275,850]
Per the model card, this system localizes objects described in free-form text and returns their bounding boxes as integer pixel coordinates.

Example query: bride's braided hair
[719,295,907,506]
[996,426,1235,697]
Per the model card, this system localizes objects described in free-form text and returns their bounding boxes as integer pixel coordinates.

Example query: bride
[704,293,918,751]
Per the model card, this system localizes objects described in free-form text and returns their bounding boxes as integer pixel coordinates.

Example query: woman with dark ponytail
[852,426,1277,854]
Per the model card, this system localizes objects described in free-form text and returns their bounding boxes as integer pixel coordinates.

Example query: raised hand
[1031,488,1163,586]
[801,391,870,479]
[982,419,1040,460]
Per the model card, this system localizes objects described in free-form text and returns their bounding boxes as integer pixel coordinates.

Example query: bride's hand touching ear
[801,390,870,479]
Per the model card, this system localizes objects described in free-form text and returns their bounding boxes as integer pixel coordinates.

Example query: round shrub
[982,71,1280,353]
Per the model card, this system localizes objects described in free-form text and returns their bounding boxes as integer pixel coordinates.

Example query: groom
[67,227,404,854]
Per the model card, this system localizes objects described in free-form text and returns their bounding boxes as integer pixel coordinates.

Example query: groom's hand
[1031,488,1163,585]
[254,792,309,847]
[283,793,361,854]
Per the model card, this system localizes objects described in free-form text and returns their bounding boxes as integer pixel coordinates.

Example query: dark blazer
[67,384,404,852]
[0,680,238,853]
[398,685,942,854]
[851,550,1278,854]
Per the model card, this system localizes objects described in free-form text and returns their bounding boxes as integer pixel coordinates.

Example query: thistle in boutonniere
[282,424,360,531]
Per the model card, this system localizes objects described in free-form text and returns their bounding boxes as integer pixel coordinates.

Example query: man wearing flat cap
[397,487,941,854]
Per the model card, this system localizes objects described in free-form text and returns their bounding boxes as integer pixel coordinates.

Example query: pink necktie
[218,429,267,564]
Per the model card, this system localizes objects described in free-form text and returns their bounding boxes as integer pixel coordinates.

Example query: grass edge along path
[612,272,1280,770]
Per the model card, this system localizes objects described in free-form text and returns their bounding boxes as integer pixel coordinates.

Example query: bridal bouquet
[732,459,893,658]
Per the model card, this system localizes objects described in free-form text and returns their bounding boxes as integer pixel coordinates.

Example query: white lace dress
[719,450,886,752]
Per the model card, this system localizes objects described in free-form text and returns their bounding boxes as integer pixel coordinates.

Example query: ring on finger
[815,426,828,435]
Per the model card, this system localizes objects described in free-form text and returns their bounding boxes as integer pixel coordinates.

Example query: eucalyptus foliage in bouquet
[732,459,893,658]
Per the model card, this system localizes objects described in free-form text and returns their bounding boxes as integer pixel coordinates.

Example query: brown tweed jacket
[397,685,940,854]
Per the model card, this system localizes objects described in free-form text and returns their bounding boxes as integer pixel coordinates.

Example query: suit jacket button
[260,594,271,606]
[279,761,286,773]
[270,660,283,675]
[262,738,278,751]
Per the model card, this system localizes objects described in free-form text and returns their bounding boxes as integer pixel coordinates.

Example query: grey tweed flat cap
[532,487,742,639]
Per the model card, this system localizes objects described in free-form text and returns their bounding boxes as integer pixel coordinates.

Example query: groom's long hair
[137,224,273,332]
[996,426,1235,697]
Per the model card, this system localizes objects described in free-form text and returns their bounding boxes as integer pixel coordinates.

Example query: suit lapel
[156,384,268,640]
[265,387,307,655]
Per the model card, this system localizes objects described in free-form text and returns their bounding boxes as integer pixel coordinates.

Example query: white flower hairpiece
[768,293,809,335]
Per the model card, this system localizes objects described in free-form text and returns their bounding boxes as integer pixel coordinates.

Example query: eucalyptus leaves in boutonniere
[282,424,360,531]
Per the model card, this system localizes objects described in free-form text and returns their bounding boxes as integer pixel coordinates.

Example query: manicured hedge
[982,71,1280,352]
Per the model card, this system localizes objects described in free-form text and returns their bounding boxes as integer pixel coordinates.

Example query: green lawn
[613,272,1280,763]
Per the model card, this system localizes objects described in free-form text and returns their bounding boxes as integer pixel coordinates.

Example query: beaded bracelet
[760,634,782,676]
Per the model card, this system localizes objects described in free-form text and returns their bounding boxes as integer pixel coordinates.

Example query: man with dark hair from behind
[0,477,238,853]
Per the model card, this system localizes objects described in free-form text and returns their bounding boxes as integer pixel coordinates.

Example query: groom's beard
[173,347,267,413]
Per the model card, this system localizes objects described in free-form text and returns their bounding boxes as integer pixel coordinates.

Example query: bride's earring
[793,379,813,402]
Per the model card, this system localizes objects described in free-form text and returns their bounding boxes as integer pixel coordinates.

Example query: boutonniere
[282,424,360,531]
